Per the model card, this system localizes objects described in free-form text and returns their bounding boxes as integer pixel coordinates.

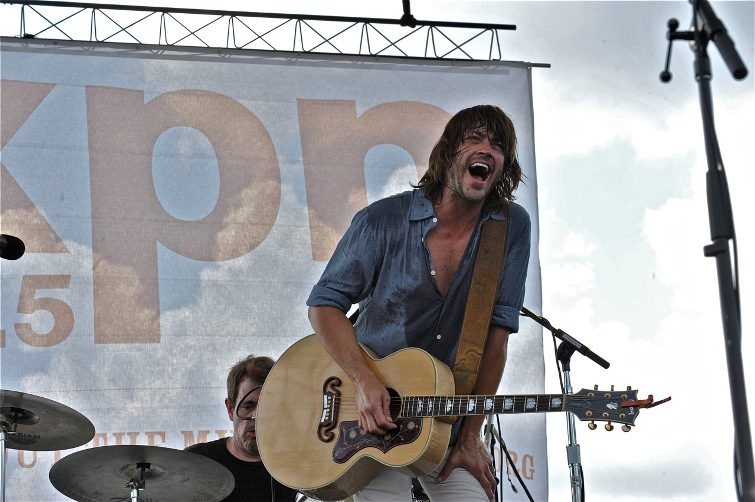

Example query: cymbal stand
[0,405,40,502]
[1,425,8,502]
[125,463,150,502]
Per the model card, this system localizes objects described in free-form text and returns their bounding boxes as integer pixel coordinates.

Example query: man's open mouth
[468,162,491,181]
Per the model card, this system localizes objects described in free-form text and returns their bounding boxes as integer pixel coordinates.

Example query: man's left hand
[436,434,496,501]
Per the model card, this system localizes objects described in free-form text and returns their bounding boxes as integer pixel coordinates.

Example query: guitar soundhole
[387,388,401,420]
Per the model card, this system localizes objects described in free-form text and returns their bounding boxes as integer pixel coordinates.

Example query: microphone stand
[1,428,7,502]
[661,2,753,500]
[521,307,610,502]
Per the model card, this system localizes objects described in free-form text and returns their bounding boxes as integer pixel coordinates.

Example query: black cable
[579,464,586,502]
[551,333,565,394]
[493,414,535,502]
[488,425,504,502]
[234,385,263,420]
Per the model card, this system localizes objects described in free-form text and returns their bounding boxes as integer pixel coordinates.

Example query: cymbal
[49,445,235,502]
[0,389,95,451]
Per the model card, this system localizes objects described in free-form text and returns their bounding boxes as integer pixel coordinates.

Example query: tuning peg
[621,425,632,432]
[605,422,614,432]
[611,385,615,391]
[588,421,597,430]
[593,384,598,390]
[627,386,632,391]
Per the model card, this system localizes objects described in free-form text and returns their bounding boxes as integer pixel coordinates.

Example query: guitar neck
[402,393,567,418]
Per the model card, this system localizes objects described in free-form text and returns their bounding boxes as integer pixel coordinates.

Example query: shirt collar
[409,189,505,222]
[409,190,435,221]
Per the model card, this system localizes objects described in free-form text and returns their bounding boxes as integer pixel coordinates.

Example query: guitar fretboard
[401,394,566,417]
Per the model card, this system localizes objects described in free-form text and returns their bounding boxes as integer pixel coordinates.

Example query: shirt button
[436,335,442,340]
[430,270,435,276]
[433,217,437,223]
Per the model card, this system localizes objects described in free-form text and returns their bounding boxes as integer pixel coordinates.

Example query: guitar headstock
[566,386,643,432]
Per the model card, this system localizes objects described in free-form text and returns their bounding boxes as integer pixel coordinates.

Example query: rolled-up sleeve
[306,208,378,313]
[490,203,531,333]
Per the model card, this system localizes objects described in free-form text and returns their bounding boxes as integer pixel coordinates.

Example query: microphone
[0,234,25,260]
[693,0,748,80]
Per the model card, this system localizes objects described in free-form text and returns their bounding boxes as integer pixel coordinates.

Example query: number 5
[15,275,74,347]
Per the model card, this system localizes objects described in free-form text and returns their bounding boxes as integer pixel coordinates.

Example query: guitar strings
[328,395,555,417]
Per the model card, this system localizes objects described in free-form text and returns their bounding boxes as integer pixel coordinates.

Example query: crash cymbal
[0,390,95,451]
[49,445,235,502]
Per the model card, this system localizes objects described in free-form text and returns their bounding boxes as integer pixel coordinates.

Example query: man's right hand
[354,373,397,435]
[308,306,397,435]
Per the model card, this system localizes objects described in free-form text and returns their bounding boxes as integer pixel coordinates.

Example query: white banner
[0,39,545,501]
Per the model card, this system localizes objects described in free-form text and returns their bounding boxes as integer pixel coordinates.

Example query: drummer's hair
[226,354,275,404]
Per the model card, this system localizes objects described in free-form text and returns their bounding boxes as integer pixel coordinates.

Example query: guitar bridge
[318,377,341,442]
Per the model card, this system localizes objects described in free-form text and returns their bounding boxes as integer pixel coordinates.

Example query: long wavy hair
[415,105,523,210]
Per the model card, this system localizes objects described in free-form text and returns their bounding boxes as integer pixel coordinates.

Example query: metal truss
[1,0,517,61]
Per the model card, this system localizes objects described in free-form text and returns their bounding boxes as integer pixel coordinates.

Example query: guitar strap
[452,203,510,396]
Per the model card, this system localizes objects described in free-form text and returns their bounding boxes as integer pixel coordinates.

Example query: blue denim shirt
[307,189,531,370]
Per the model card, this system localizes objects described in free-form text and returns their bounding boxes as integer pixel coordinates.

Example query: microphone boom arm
[521,307,610,369]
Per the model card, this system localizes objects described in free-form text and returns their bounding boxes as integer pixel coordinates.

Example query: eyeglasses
[235,385,262,421]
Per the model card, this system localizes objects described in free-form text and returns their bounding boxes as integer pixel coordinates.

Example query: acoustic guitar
[257,335,659,501]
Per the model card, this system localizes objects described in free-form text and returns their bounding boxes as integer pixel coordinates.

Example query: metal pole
[562,367,583,502]
[1,429,7,502]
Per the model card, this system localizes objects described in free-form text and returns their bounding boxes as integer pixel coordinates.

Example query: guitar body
[256,335,455,501]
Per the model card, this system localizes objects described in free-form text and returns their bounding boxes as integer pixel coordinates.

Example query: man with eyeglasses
[186,354,299,502]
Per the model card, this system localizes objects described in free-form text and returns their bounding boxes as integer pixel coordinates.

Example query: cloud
[590,456,717,499]
[534,3,753,499]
